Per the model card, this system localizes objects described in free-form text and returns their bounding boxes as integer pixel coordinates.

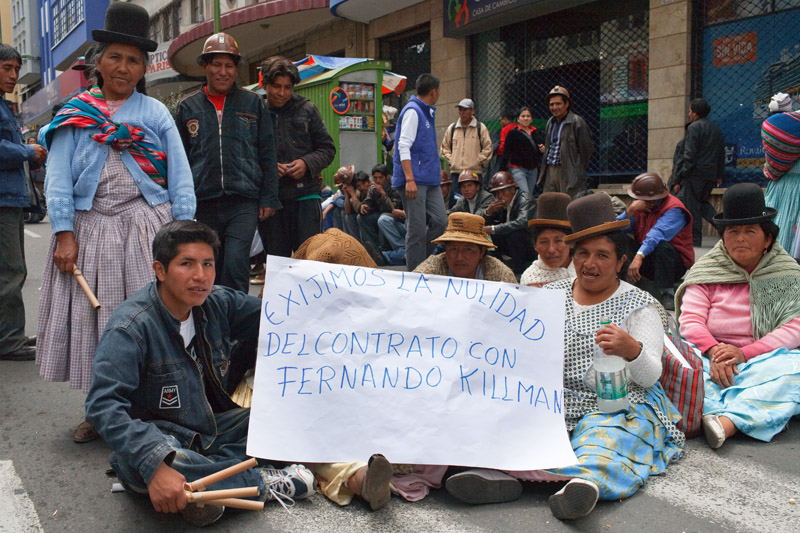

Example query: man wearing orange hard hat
[175,33,279,293]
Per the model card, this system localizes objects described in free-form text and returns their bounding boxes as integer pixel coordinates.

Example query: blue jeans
[112,408,269,498]
[510,166,537,197]
[399,184,447,271]
[196,195,259,293]
[0,207,26,355]
[378,213,407,266]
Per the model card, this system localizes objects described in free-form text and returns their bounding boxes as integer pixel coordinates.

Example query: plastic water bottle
[594,317,629,412]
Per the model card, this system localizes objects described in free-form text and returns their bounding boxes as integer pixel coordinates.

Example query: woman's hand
[54,231,79,273]
[710,343,745,365]
[709,358,738,389]
[595,324,642,361]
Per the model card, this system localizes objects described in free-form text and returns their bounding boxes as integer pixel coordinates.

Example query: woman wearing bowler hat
[676,183,800,449]
[520,192,574,286]
[36,3,196,442]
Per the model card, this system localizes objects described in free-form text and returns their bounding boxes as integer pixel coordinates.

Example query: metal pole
[214,0,221,33]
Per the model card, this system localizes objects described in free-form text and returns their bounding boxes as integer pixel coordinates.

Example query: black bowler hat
[712,183,777,227]
[92,3,157,53]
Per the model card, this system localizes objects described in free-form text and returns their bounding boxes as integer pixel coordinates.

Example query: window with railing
[52,0,84,46]
[191,0,205,23]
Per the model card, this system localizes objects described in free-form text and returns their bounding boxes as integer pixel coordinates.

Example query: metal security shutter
[699,1,800,187]
[472,0,649,186]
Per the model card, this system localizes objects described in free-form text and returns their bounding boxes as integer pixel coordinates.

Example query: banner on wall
[247,256,577,471]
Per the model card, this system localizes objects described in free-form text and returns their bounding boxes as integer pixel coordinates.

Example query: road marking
[24,229,41,239]
[644,442,800,532]
[0,460,43,531]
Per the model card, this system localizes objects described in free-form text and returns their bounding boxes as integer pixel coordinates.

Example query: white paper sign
[247,256,577,471]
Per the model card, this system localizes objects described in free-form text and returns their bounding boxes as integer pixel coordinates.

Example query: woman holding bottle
[540,192,684,520]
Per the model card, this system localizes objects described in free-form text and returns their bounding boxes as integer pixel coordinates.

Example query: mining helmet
[546,85,571,104]
[458,170,481,185]
[628,172,668,201]
[197,33,241,65]
[489,171,517,192]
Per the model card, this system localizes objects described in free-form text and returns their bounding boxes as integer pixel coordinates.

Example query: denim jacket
[0,98,35,207]
[85,282,260,485]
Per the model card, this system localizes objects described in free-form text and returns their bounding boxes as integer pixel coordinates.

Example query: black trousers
[258,198,322,258]
[638,240,687,293]
[678,178,716,246]
[491,229,534,278]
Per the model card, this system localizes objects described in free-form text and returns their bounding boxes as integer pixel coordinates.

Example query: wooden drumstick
[72,265,101,309]
[196,498,264,511]
[185,486,259,503]
[186,458,258,492]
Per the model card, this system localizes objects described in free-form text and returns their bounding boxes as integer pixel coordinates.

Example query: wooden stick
[72,265,101,309]
[197,498,264,511]
[185,486,259,503]
[186,457,258,492]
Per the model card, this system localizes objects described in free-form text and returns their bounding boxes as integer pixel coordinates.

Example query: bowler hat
[92,3,157,53]
[564,193,629,243]
[528,192,572,229]
[432,212,495,249]
[712,183,776,227]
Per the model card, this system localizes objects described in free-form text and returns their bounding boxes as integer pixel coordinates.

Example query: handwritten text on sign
[247,256,576,471]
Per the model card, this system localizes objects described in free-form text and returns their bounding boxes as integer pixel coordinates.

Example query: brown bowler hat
[528,192,572,229]
[432,212,495,249]
[564,193,629,243]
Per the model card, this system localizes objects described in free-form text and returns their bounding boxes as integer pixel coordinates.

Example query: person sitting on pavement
[342,170,371,241]
[85,220,315,527]
[520,192,575,287]
[414,212,517,283]
[358,164,399,253]
[447,170,493,218]
[444,193,684,521]
[617,172,694,311]
[483,171,535,278]
[675,183,800,450]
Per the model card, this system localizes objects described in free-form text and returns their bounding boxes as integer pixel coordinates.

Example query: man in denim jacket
[85,221,313,526]
[0,44,47,361]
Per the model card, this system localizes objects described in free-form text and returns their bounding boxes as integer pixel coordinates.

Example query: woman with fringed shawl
[36,3,196,443]
[676,183,800,450]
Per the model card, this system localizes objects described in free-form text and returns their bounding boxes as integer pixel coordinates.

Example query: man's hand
[259,207,276,220]
[405,179,417,200]
[627,253,643,283]
[359,204,371,215]
[626,199,649,217]
[486,199,505,215]
[54,231,79,273]
[391,209,405,222]
[277,163,289,177]
[537,143,545,153]
[285,159,308,180]
[32,144,48,166]
[373,183,385,195]
[672,183,681,194]
[148,462,187,514]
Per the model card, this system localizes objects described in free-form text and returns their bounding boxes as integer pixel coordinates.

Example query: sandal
[74,421,100,443]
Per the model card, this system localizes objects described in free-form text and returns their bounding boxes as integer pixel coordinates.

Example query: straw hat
[564,193,628,243]
[432,212,495,249]
[527,192,572,229]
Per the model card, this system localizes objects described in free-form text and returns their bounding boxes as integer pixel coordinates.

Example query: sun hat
[432,212,495,249]
[712,183,776,227]
[92,3,157,53]
[564,193,629,243]
[527,192,572,229]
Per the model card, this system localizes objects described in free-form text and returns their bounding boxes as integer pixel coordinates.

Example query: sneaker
[181,503,225,527]
[445,469,522,505]
[702,414,726,449]
[548,479,599,520]
[660,291,675,311]
[361,454,393,511]
[261,464,316,508]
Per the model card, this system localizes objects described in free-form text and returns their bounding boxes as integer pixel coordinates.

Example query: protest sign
[247,256,577,471]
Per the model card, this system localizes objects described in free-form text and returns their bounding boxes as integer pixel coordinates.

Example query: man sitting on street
[617,172,694,310]
[358,164,399,252]
[85,220,314,527]
[483,171,535,278]
[448,170,493,218]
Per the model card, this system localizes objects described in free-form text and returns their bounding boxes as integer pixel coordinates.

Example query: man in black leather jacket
[258,56,335,257]
[671,98,725,247]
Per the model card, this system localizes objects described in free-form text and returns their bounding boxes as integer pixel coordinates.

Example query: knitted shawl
[762,111,800,181]
[414,254,518,284]
[520,259,575,286]
[675,240,800,338]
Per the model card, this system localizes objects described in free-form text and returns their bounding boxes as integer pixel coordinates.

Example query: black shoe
[363,242,386,267]
[181,504,225,527]
[25,335,36,347]
[0,346,35,361]
[660,292,675,311]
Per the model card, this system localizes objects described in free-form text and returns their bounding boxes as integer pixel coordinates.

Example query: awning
[269,55,406,95]
[167,0,330,77]
[329,0,426,23]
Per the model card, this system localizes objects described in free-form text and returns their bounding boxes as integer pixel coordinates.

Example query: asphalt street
[1,219,798,532]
